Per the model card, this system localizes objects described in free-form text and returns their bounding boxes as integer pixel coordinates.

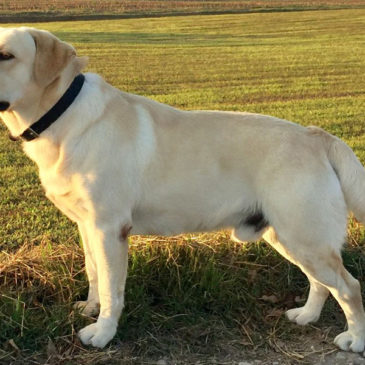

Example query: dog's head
[0,27,87,112]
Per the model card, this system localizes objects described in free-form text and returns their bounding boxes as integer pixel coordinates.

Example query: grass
[0,8,365,364]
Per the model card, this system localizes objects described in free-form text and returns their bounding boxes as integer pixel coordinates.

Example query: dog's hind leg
[263,227,365,352]
[263,228,329,325]
[286,278,329,325]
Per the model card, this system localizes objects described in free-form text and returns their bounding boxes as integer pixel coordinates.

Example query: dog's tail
[308,126,365,223]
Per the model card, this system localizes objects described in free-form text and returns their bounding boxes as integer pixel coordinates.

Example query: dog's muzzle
[0,101,10,111]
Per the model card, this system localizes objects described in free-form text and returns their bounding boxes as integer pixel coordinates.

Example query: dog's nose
[0,101,10,111]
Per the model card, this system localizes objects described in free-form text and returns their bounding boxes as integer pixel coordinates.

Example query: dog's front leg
[78,221,129,348]
[74,222,100,316]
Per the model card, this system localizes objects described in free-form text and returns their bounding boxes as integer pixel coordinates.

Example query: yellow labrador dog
[0,26,365,351]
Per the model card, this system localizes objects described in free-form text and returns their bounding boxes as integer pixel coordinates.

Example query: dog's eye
[0,52,14,61]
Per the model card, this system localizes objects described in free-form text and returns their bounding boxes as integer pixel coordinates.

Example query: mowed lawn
[0,9,365,363]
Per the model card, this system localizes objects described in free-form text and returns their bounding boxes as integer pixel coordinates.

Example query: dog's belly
[131,207,237,236]
[131,187,255,236]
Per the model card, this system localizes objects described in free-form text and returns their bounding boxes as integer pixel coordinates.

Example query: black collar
[10,74,85,142]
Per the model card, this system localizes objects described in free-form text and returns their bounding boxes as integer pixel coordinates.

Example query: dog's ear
[28,29,76,87]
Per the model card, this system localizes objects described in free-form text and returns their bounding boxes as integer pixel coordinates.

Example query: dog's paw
[78,319,117,348]
[286,307,320,325]
[74,300,100,317]
[334,331,365,352]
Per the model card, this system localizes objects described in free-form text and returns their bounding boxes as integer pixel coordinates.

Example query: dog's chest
[24,141,92,223]
[41,171,90,223]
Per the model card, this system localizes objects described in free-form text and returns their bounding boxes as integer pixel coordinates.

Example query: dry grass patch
[0,240,83,296]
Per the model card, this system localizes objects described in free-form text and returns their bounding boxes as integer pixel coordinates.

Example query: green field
[1,8,365,364]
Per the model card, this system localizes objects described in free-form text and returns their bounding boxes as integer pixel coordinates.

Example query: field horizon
[0,0,364,23]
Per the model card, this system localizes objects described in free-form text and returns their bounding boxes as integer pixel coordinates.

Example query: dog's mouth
[0,101,10,111]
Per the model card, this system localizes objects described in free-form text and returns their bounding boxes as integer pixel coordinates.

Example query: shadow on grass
[1,232,362,363]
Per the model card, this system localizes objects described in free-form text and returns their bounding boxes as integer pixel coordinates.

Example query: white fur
[0,27,365,351]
